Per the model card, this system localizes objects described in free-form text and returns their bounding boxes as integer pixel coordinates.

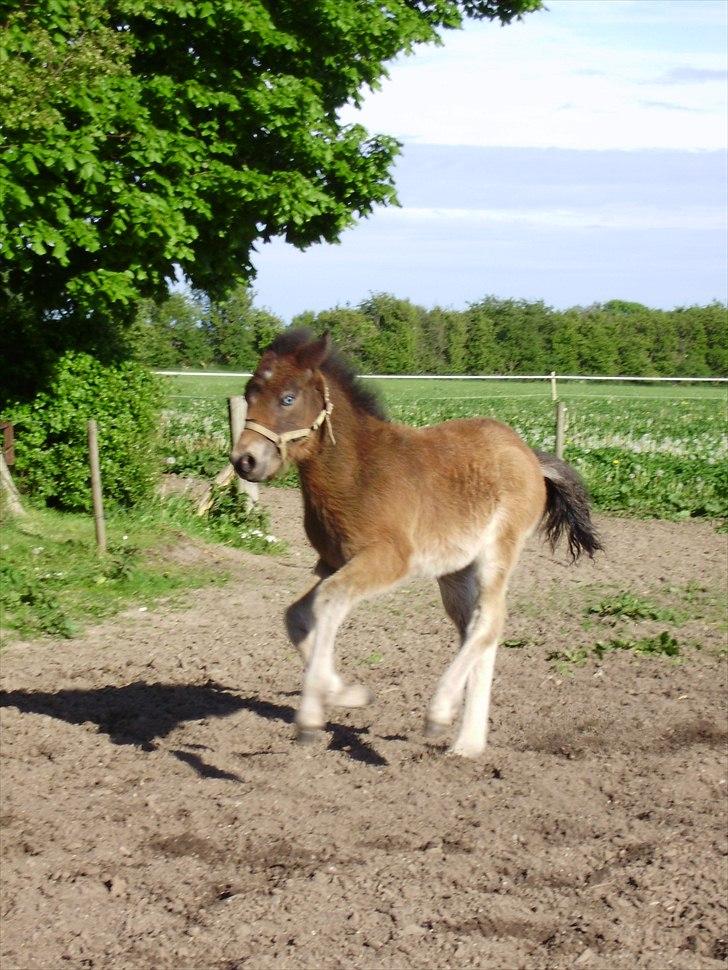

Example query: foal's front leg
[295,545,409,741]
[286,561,372,710]
[285,560,334,664]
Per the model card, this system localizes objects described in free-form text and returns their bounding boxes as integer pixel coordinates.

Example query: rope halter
[243,381,336,463]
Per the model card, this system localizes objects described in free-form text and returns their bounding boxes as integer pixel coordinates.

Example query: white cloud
[380,204,725,232]
[649,66,728,84]
[338,1,727,151]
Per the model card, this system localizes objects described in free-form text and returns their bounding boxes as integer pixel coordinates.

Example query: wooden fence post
[550,371,558,401]
[555,401,567,460]
[228,395,259,504]
[87,419,107,554]
[0,450,25,519]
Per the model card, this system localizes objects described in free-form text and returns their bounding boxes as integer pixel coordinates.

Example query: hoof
[330,683,375,709]
[424,718,449,739]
[447,742,484,759]
[295,726,321,745]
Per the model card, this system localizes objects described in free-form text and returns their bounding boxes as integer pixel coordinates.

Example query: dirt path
[1,489,726,969]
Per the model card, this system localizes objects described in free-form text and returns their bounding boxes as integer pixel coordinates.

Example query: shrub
[4,352,163,511]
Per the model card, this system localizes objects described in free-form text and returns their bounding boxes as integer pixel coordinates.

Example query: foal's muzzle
[231,436,282,482]
[234,452,256,479]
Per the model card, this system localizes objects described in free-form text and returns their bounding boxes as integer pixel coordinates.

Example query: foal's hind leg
[437,564,480,643]
[427,536,521,757]
[285,561,372,710]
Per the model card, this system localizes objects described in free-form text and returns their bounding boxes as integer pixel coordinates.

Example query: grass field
[159,373,727,520]
[163,373,727,402]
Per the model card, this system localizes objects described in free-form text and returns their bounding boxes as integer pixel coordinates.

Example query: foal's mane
[267,329,388,421]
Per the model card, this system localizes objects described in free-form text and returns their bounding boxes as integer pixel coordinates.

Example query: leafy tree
[1,0,541,400]
[419,307,451,373]
[672,306,710,376]
[128,300,181,370]
[205,285,283,370]
[293,307,380,371]
[129,292,211,368]
[465,303,500,373]
[602,300,655,375]
[575,306,619,375]
[550,309,581,373]
[479,297,550,373]
[127,288,726,377]
[444,309,469,374]
[359,293,424,373]
[700,302,728,375]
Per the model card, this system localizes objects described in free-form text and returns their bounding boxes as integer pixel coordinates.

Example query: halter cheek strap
[243,381,336,463]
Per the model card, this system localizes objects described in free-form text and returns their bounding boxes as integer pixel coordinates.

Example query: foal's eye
[280,393,295,407]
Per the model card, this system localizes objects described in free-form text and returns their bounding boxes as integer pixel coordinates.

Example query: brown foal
[232,330,601,757]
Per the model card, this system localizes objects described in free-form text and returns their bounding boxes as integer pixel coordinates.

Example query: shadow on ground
[0,681,388,767]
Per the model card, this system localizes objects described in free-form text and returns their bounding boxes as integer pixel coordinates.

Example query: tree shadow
[0,681,387,767]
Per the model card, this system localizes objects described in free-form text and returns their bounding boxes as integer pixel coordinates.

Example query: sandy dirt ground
[1,487,727,970]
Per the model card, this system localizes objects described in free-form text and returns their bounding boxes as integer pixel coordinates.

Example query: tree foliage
[0,0,541,400]
[132,289,727,377]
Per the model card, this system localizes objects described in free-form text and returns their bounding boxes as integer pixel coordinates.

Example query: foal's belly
[410,533,485,578]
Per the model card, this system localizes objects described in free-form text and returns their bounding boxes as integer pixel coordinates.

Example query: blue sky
[249,0,727,319]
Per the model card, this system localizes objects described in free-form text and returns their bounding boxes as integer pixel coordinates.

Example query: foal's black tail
[534,450,603,561]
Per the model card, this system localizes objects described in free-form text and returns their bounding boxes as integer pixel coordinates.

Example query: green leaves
[2,0,541,402]
[5,353,164,512]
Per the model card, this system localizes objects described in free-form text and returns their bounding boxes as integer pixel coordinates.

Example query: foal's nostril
[236,453,256,477]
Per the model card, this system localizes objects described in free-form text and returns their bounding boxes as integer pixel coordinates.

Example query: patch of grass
[0,487,284,644]
[357,649,384,667]
[548,631,681,674]
[158,484,286,554]
[0,506,228,643]
[588,591,678,622]
[547,647,591,675]
[503,637,528,649]
[662,582,727,630]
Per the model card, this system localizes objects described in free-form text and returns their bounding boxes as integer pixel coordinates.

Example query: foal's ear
[296,331,331,372]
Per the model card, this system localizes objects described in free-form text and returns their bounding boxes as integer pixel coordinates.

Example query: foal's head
[231,331,333,482]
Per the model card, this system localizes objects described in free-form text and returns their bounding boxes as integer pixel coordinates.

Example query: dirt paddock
[1,488,727,969]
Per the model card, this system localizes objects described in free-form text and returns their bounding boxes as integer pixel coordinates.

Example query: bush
[4,352,163,511]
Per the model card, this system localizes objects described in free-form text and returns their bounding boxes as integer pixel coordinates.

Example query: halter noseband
[243,381,336,463]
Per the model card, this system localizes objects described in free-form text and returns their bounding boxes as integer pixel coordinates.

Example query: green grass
[158,374,727,520]
[1,507,220,642]
[548,631,682,674]
[587,591,679,623]
[1,487,284,643]
[162,372,727,403]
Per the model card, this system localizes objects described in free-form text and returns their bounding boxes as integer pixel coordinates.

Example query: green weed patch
[548,631,682,674]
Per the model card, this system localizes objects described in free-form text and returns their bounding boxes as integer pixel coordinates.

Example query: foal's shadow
[0,681,387,769]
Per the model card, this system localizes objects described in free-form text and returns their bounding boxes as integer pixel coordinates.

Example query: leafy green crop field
[160,375,727,520]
